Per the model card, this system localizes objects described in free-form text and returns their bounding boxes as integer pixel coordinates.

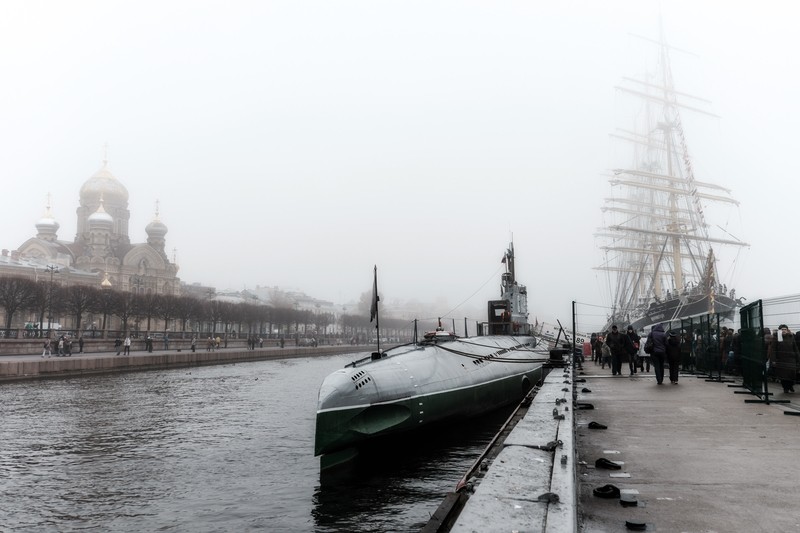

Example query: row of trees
[0,275,415,339]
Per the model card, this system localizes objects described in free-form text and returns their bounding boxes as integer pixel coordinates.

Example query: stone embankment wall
[0,345,368,381]
[0,338,267,356]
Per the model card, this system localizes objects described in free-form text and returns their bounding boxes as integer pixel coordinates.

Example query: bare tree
[174,295,203,335]
[61,284,95,334]
[314,312,334,335]
[0,276,37,330]
[91,288,117,337]
[137,292,159,333]
[29,282,49,337]
[155,294,179,335]
[113,291,139,336]
[215,301,237,345]
[207,300,225,336]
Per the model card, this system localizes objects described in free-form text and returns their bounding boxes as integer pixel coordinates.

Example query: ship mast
[596,21,748,326]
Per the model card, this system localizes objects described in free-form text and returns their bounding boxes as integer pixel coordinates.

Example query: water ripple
[0,354,508,532]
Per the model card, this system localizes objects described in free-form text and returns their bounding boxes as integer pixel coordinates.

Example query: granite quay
[0,343,381,382]
[439,354,800,532]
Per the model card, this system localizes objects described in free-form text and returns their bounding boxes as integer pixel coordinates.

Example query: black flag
[370,266,379,323]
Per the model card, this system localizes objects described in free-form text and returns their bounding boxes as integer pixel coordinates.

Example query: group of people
[206,336,222,351]
[765,325,800,393]
[113,336,132,355]
[41,334,85,358]
[591,325,643,377]
[590,321,800,392]
[246,336,264,350]
[591,324,690,385]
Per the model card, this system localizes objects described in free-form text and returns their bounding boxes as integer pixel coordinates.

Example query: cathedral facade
[9,160,180,295]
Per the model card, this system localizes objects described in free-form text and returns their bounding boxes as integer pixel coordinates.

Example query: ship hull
[314,335,544,459]
[629,293,738,331]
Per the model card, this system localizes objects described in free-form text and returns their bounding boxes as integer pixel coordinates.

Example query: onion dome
[35,200,60,236]
[79,160,129,205]
[145,201,168,238]
[88,197,113,228]
[145,217,168,238]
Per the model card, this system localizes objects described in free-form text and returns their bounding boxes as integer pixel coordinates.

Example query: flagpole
[370,265,381,353]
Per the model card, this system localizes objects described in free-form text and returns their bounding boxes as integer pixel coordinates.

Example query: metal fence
[739,300,766,397]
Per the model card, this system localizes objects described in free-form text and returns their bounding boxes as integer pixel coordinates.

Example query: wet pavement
[576,361,800,532]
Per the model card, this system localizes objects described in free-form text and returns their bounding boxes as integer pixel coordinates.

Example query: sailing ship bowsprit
[596,29,748,331]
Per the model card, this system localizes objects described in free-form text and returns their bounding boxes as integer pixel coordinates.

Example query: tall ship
[314,243,549,471]
[596,27,748,331]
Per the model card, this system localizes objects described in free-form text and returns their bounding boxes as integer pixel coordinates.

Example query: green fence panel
[740,300,765,395]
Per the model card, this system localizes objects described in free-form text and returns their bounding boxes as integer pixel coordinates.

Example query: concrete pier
[450,363,578,532]
[576,364,800,532]
[451,360,800,532]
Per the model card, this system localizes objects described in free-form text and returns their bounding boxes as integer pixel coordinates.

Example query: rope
[433,341,551,363]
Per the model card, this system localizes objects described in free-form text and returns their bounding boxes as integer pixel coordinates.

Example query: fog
[1,1,798,327]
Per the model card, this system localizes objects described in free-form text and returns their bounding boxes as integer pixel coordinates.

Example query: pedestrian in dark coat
[720,327,734,373]
[606,325,634,376]
[680,331,693,371]
[732,330,742,375]
[626,326,641,374]
[646,323,668,384]
[769,325,800,393]
[666,330,681,384]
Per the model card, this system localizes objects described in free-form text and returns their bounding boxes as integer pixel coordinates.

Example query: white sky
[1,1,798,328]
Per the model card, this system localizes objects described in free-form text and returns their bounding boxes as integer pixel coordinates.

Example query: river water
[0,352,511,532]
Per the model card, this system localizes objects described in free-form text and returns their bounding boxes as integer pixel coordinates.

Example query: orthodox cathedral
[6,159,181,295]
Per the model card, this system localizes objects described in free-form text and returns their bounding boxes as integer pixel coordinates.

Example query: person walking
[123,335,131,356]
[114,337,122,355]
[646,323,668,384]
[626,326,641,374]
[768,324,800,393]
[606,325,634,376]
[732,329,742,375]
[78,336,84,353]
[680,330,693,372]
[600,336,611,369]
[666,330,682,384]
[57,336,65,357]
[42,339,52,358]
[720,327,734,374]
[191,336,196,353]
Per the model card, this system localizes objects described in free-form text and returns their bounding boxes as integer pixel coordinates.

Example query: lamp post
[46,265,59,336]
[100,272,112,338]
